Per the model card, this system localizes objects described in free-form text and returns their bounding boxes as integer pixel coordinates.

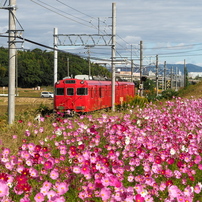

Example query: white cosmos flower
[181,145,188,152]
[137,120,141,126]
[125,136,130,145]
[170,148,176,155]
[78,141,83,145]
[141,189,148,197]
[55,129,62,136]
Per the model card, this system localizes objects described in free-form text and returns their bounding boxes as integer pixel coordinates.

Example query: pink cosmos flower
[2,148,10,157]
[55,182,69,195]
[194,184,201,194]
[43,161,53,170]
[128,175,134,182]
[52,196,66,202]
[100,187,111,201]
[46,190,57,200]
[80,165,90,175]
[0,180,9,197]
[198,164,202,170]
[34,193,45,202]
[72,166,81,174]
[20,196,31,202]
[101,177,110,187]
[42,181,52,190]
[50,170,59,180]
[194,155,201,164]
[168,185,182,199]
[135,194,145,202]
[12,135,17,139]
[29,168,39,178]
[109,175,122,188]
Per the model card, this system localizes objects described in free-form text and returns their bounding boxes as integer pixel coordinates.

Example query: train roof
[58,78,134,87]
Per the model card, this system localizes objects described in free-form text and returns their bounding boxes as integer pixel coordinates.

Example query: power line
[37,0,93,25]
[144,42,202,50]
[55,0,96,19]
[30,0,95,29]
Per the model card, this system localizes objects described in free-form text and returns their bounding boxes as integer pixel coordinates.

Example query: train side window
[55,88,64,95]
[67,88,74,95]
[77,88,88,95]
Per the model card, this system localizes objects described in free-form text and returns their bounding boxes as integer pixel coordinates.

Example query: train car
[54,75,135,115]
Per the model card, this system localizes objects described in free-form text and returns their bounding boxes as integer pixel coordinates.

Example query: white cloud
[1,0,202,66]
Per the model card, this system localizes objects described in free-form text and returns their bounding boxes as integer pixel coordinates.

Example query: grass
[178,80,202,98]
[1,81,202,152]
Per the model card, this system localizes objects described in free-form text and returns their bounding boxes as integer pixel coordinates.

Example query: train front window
[55,88,64,95]
[77,88,88,95]
[67,88,74,95]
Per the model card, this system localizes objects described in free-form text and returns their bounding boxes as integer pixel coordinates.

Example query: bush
[160,89,179,100]
[117,95,149,110]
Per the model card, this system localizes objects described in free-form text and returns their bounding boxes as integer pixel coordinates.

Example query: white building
[188,72,202,78]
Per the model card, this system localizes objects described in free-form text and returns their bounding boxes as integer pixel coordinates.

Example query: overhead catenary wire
[55,0,96,19]
[30,0,138,60]
[28,0,140,62]
[3,1,202,63]
[30,0,96,29]
[37,0,95,25]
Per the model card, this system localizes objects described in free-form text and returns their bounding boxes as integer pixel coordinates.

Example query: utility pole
[67,58,69,77]
[130,44,134,82]
[53,27,58,85]
[8,0,17,124]
[111,2,116,111]
[164,61,166,91]
[184,59,187,87]
[156,55,158,96]
[175,67,178,91]
[85,45,94,79]
[139,40,143,96]
[171,66,173,89]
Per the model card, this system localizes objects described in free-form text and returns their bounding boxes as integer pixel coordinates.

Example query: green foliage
[0,47,110,87]
[143,78,156,92]
[35,104,53,116]
[0,65,6,77]
[117,95,149,110]
[159,89,179,100]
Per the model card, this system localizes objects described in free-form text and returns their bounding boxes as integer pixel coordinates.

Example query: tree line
[0,47,110,88]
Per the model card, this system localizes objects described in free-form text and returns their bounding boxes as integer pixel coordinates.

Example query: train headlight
[56,81,60,84]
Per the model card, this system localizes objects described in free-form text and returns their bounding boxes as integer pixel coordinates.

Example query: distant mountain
[115,63,202,74]
[143,63,202,75]
[164,64,202,73]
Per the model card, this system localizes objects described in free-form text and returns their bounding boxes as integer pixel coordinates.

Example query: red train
[54,75,135,115]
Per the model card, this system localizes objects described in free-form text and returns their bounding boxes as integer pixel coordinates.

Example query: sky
[1,0,202,68]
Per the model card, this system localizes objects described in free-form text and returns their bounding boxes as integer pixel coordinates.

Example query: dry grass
[178,80,202,99]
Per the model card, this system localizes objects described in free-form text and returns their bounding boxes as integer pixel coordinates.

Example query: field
[0,86,202,201]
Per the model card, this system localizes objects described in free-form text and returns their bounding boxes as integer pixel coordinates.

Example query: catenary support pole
[67,58,69,77]
[8,0,16,124]
[139,40,143,96]
[54,28,58,85]
[164,61,166,91]
[111,3,116,111]
[184,59,186,87]
[156,55,158,96]
[171,66,173,89]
